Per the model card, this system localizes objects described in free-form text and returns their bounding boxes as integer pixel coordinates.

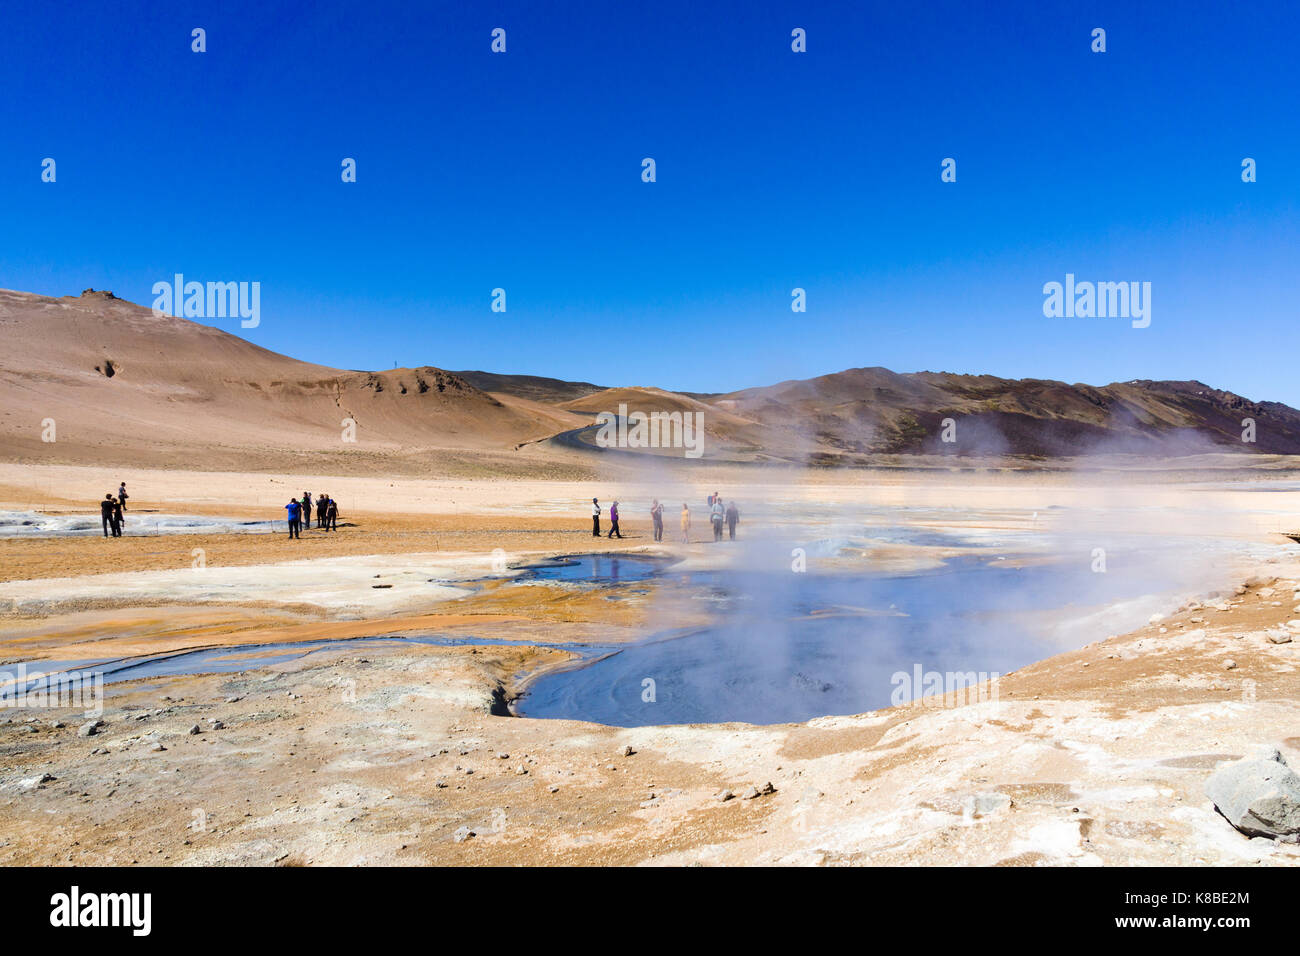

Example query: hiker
[725,501,740,540]
[607,500,623,539]
[285,498,301,539]
[680,503,690,543]
[591,498,601,537]
[117,482,129,511]
[110,496,124,537]
[100,494,114,537]
[326,496,339,531]
[650,498,664,542]
[302,492,313,529]
[710,497,725,541]
[316,493,329,529]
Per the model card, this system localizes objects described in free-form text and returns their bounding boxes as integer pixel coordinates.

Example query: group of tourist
[99,482,129,537]
[285,491,339,539]
[591,493,740,543]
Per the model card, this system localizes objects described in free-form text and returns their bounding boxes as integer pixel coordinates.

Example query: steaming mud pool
[518,544,1226,727]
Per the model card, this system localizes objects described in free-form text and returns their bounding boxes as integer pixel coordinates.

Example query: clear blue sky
[3,1,1297,402]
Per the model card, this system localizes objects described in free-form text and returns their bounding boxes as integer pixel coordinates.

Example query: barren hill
[712,367,1300,460]
[0,289,561,470]
[2,288,1296,472]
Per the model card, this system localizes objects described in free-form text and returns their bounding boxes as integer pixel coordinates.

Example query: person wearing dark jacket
[650,499,664,542]
[111,496,124,536]
[317,494,329,529]
[326,497,338,531]
[100,494,115,537]
[725,501,740,540]
[302,493,314,529]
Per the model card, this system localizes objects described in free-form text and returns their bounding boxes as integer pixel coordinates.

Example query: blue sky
[3,1,1297,402]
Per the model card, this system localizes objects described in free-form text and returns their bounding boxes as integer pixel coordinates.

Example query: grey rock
[717,789,735,802]
[1267,630,1293,645]
[452,826,475,843]
[78,721,100,737]
[1205,749,1300,840]
[188,724,201,735]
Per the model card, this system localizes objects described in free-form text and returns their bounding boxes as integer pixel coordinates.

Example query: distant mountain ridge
[2,288,1296,468]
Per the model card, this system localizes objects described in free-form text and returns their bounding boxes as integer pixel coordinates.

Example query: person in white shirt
[591,498,601,537]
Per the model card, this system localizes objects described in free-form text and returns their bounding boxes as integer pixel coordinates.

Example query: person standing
[607,500,623,539]
[317,494,328,530]
[285,498,301,539]
[111,496,124,537]
[725,501,740,540]
[100,494,114,538]
[710,497,725,541]
[680,503,690,543]
[591,498,601,537]
[117,482,129,511]
[650,498,664,542]
[302,492,314,529]
[326,496,339,531]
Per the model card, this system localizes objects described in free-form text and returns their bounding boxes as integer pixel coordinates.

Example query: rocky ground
[1,464,1299,866]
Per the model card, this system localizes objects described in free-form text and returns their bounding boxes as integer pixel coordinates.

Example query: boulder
[1205,748,1300,841]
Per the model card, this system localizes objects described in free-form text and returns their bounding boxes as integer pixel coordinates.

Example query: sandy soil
[2,463,1299,866]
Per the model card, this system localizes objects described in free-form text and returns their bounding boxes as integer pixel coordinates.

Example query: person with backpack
[326,497,339,531]
[317,494,329,529]
[285,498,301,539]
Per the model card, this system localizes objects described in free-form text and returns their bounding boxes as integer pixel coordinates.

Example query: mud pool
[518,542,1235,726]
